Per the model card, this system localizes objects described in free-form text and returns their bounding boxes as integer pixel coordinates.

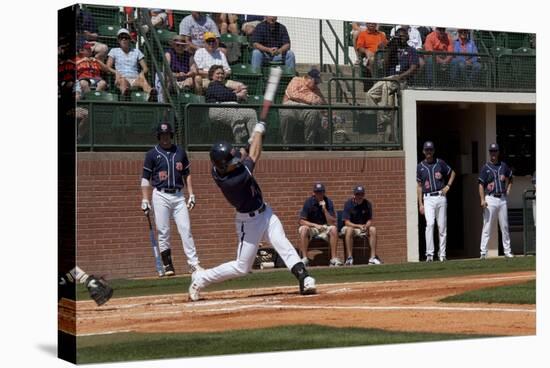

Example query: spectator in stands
[206,65,259,144]
[350,22,367,64]
[341,185,382,266]
[451,28,482,84]
[279,68,326,145]
[390,25,422,50]
[239,15,265,36]
[424,27,454,84]
[163,35,202,95]
[416,26,432,45]
[299,183,343,267]
[365,27,418,142]
[213,13,239,34]
[251,17,296,70]
[76,6,108,62]
[194,32,247,92]
[179,12,221,53]
[75,42,116,99]
[106,28,158,101]
[356,22,388,77]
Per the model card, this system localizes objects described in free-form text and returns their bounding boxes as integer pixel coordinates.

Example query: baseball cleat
[368,256,383,265]
[301,276,316,295]
[480,253,487,260]
[344,256,354,266]
[504,252,515,258]
[190,263,204,273]
[329,258,343,267]
[188,271,202,301]
[163,264,175,276]
[426,255,433,262]
[301,257,310,267]
[439,255,447,262]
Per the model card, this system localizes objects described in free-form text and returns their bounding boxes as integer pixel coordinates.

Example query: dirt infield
[59,271,535,337]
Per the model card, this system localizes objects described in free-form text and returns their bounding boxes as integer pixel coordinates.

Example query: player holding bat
[188,67,316,301]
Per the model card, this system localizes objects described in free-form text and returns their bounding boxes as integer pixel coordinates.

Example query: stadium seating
[130,91,149,102]
[231,63,264,95]
[83,91,119,101]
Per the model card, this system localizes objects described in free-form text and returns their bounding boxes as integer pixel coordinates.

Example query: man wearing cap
[106,28,158,101]
[194,32,246,92]
[478,143,514,259]
[179,12,220,53]
[417,141,456,262]
[163,35,202,95]
[356,22,388,77]
[299,183,342,267]
[251,16,296,70]
[451,28,481,85]
[424,27,454,85]
[279,68,326,145]
[341,186,383,266]
[140,122,202,276]
[75,42,116,99]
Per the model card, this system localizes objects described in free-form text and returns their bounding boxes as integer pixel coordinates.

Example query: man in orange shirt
[424,27,454,85]
[75,42,116,99]
[356,23,388,77]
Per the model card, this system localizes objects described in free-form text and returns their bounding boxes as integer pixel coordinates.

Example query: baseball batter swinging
[417,141,456,262]
[141,122,202,275]
[188,121,316,301]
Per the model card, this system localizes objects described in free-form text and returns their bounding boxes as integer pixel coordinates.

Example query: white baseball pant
[193,204,302,288]
[423,194,447,257]
[152,189,200,266]
[479,195,512,255]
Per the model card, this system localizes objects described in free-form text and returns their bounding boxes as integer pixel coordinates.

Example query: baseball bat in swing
[260,66,282,121]
[146,212,165,277]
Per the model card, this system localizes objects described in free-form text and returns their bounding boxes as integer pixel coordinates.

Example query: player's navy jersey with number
[212,158,263,213]
[142,144,190,190]
[342,198,372,225]
[300,196,335,225]
[416,159,452,193]
[478,161,512,195]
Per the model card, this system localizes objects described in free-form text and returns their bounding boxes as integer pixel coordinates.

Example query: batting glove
[141,199,151,215]
[187,194,196,210]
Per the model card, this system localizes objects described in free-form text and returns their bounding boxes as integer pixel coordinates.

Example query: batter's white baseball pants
[194,204,302,288]
[423,194,447,257]
[479,195,512,256]
[152,189,200,266]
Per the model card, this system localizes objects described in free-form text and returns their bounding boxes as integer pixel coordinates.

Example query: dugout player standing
[141,122,202,275]
[188,120,316,301]
[478,143,514,259]
[417,141,456,262]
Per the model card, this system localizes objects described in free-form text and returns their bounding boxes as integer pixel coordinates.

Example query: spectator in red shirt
[356,23,388,77]
[75,42,116,99]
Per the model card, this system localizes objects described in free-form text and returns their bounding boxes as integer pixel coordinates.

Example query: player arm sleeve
[142,153,153,181]
[416,165,422,182]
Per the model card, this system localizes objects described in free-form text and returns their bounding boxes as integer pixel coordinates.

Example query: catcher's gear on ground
[86,275,114,306]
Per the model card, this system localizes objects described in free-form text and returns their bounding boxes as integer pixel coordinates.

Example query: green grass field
[74,256,535,363]
[77,256,536,300]
[76,325,492,364]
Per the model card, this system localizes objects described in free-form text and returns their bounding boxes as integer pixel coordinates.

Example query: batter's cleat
[368,256,383,265]
[504,252,515,258]
[344,256,354,266]
[190,263,204,273]
[426,255,433,262]
[163,263,175,276]
[439,255,447,262]
[301,257,310,266]
[301,276,317,295]
[188,271,202,302]
[480,253,487,260]
[329,257,343,267]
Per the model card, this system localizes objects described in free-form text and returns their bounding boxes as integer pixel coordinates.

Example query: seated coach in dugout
[341,185,383,266]
[298,183,343,267]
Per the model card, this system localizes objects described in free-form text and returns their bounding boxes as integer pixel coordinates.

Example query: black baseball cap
[354,185,365,194]
[489,143,499,151]
[313,182,325,192]
[423,141,435,150]
[307,68,322,84]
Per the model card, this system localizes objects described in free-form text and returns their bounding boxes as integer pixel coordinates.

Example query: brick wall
[76,151,406,279]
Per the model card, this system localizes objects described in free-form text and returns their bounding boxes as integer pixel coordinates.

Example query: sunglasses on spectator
[119,36,131,40]
[206,39,217,44]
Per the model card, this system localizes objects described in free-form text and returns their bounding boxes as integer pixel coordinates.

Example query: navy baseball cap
[423,141,435,150]
[307,68,322,84]
[354,185,365,194]
[489,143,499,151]
[313,182,325,192]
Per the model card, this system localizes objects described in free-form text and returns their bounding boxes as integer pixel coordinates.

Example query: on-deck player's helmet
[210,141,241,175]
[156,122,174,139]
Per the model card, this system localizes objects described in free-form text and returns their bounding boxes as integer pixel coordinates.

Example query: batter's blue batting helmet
[156,122,174,139]
[210,141,241,175]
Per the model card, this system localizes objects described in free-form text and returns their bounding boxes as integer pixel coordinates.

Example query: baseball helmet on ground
[156,122,174,139]
[210,141,241,175]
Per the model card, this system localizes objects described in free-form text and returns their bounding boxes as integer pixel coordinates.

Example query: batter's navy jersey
[478,161,512,195]
[142,144,190,190]
[342,198,372,225]
[212,158,263,213]
[416,159,452,193]
[300,196,335,225]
